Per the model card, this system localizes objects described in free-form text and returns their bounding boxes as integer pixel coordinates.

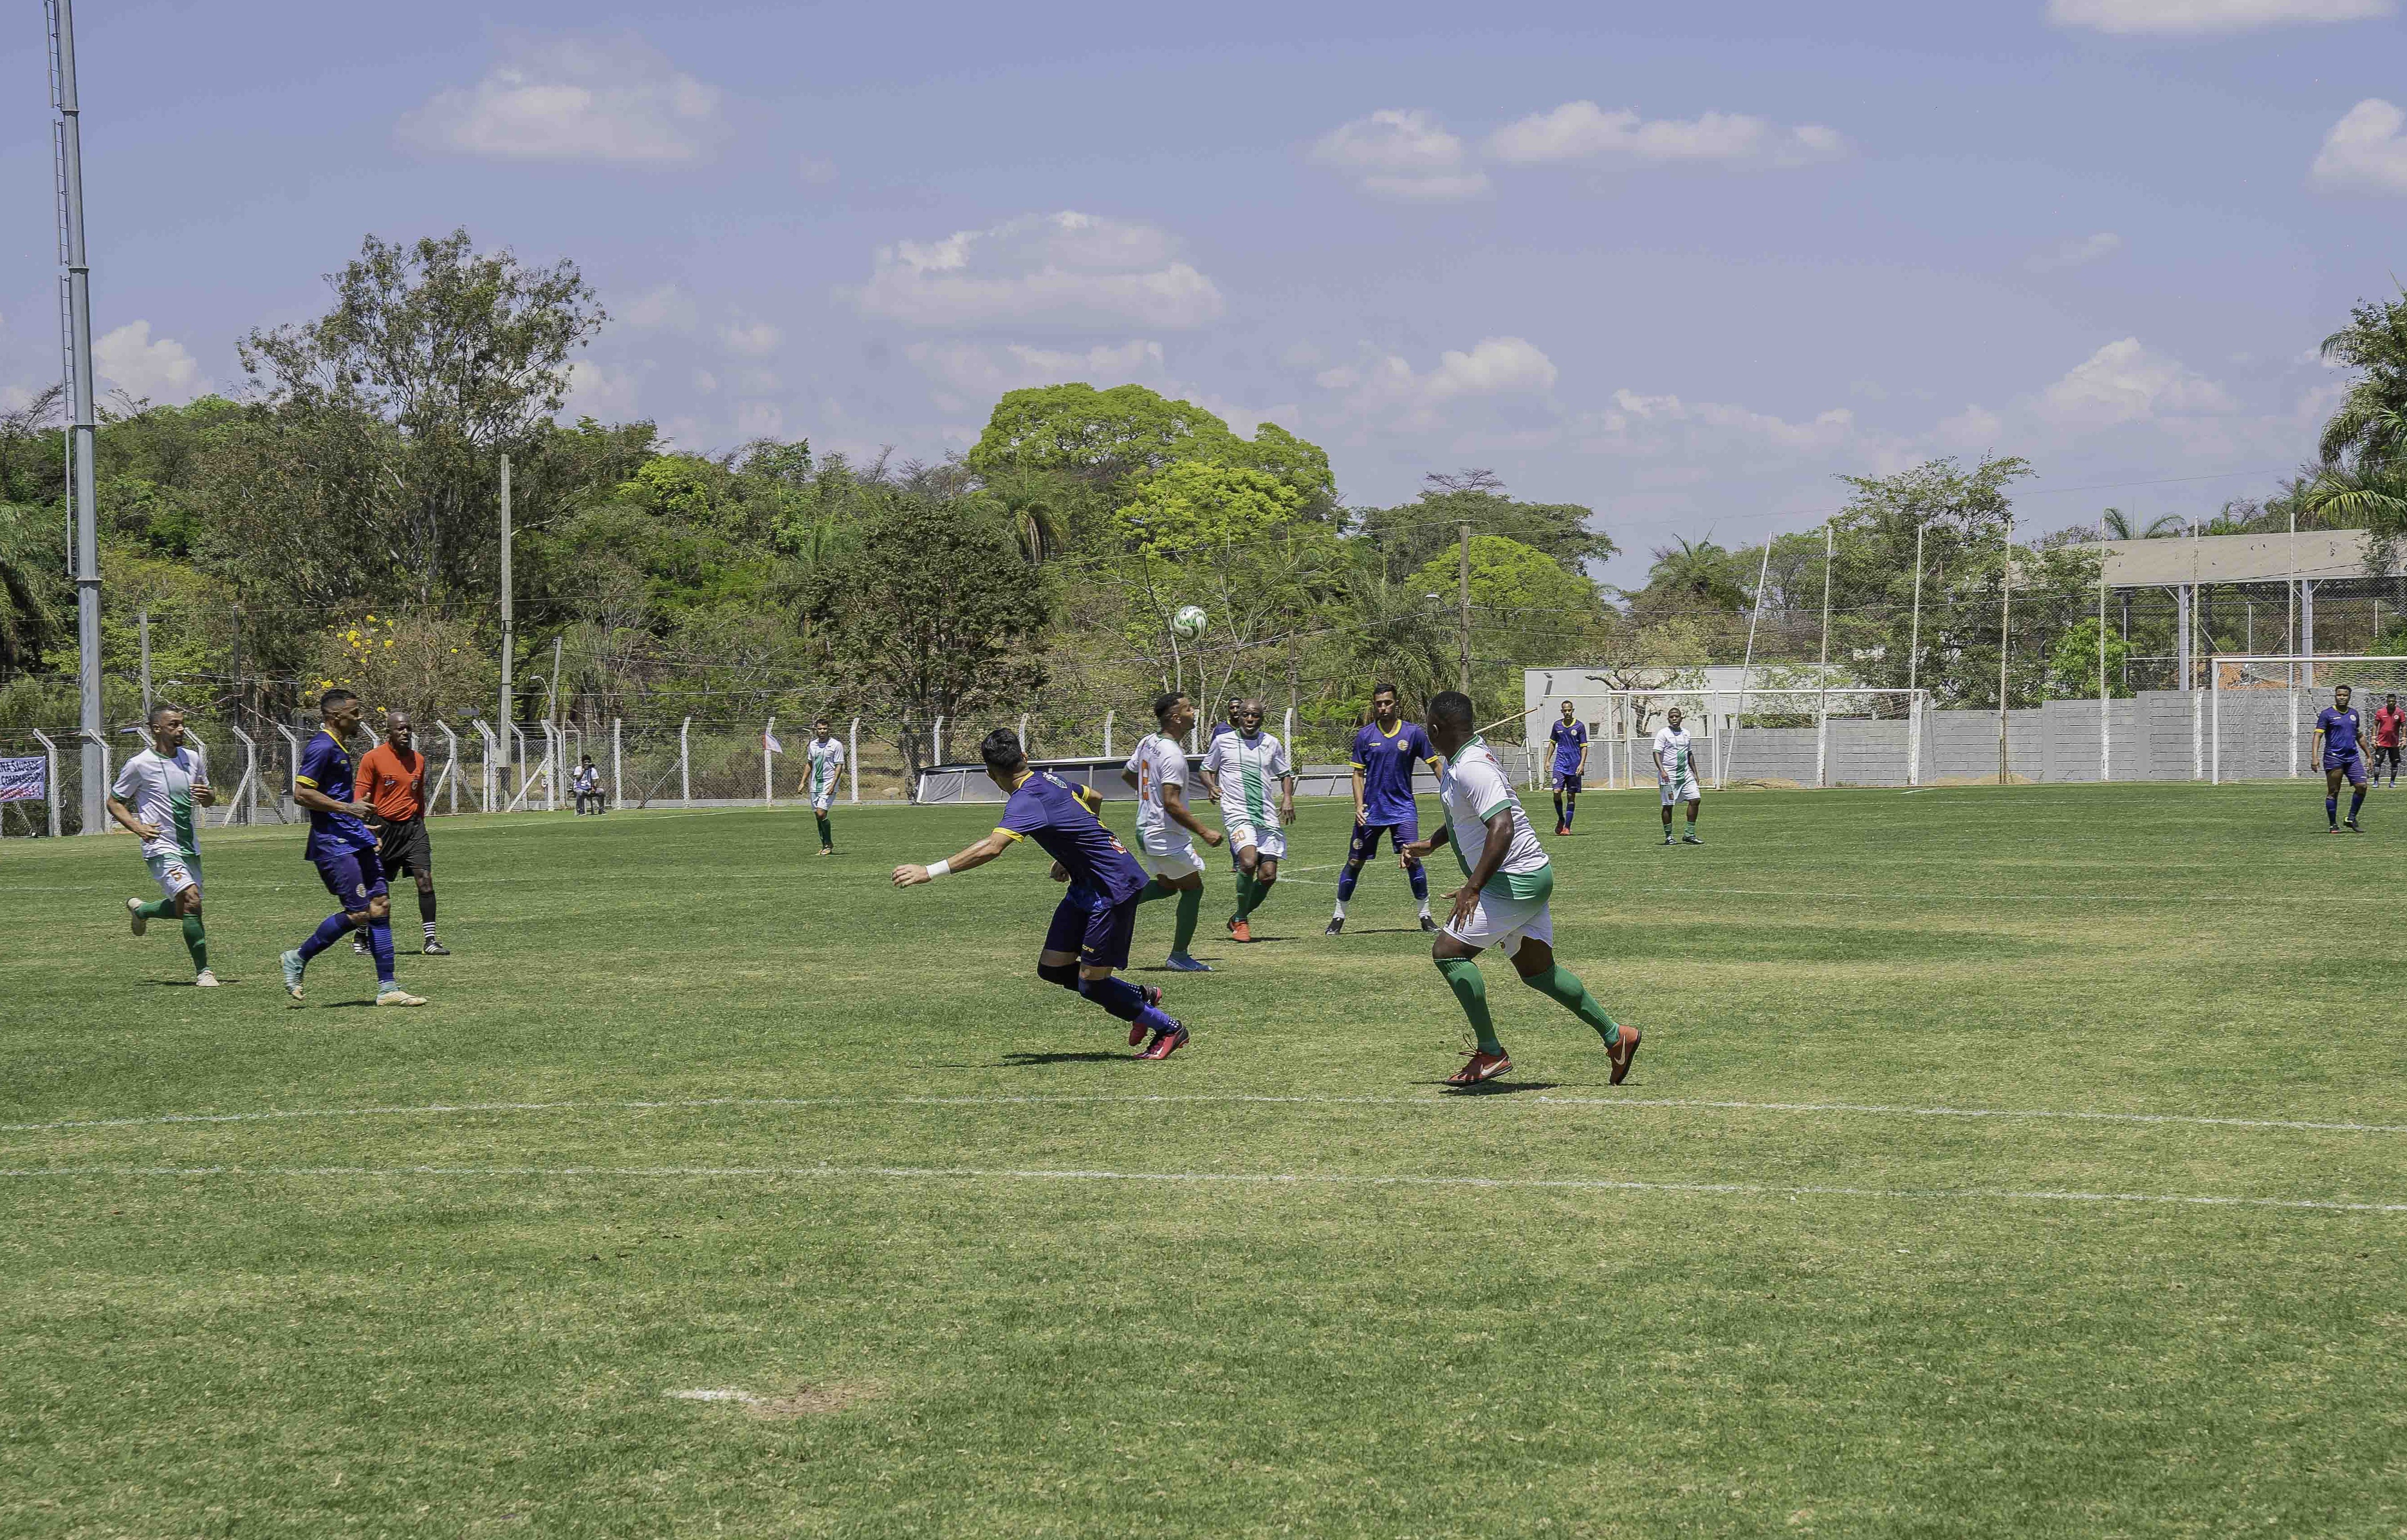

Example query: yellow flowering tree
[308,613,495,730]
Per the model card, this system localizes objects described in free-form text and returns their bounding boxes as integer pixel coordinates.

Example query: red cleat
[1227,916,1252,943]
[1446,1049,1512,1087]
[1130,984,1164,1046]
[1607,1022,1643,1085]
[1138,1022,1189,1060]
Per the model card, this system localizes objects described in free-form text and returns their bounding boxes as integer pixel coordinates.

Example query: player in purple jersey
[894,728,1191,1059]
[1327,683,1443,936]
[277,689,424,1007]
[2314,684,2369,833]
[1547,700,1589,835]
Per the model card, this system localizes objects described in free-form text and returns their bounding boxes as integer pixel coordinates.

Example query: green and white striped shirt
[1438,736,1552,901]
[1199,729,1291,832]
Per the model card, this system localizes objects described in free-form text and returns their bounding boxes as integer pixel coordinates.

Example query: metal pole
[1457,522,1474,693]
[439,723,459,815]
[138,609,151,716]
[1103,709,1114,759]
[1907,521,1925,699]
[933,716,945,765]
[1997,514,2012,785]
[498,453,513,784]
[29,729,61,837]
[612,717,622,812]
[679,716,692,807]
[2098,573,2109,783]
[848,717,859,804]
[1731,541,1775,785]
[763,716,776,806]
[1818,521,1834,672]
[50,0,105,838]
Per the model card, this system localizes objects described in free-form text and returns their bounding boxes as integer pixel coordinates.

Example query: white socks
[1332,898,1349,919]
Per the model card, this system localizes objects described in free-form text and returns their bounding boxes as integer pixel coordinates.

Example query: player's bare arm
[893,827,1015,887]
[293,782,373,820]
[1161,779,1223,846]
[104,794,160,842]
[1278,774,1298,824]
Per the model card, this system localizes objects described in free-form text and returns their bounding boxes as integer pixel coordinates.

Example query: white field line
[6,1092,2405,1136]
[3,1160,2402,1214]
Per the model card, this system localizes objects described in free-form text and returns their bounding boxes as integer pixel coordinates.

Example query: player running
[802,717,845,854]
[1548,700,1589,835]
[2374,694,2402,790]
[1120,690,1224,972]
[2314,684,2369,833]
[1654,706,1704,846]
[352,711,449,956]
[1328,683,1441,936]
[894,728,1190,1060]
[278,689,426,1007]
[1199,698,1296,943]
[108,703,218,987]
[1404,691,1640,1088]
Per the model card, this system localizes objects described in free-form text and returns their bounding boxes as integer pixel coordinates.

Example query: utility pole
[49,0,104,833]
[1997,513,2013,785]
[1456,522,1473,694]
[498,453,514,783]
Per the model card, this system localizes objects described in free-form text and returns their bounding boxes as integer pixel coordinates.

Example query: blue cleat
[1164,953,1213,972]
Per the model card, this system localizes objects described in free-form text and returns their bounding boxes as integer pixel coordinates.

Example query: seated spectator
[571,756,607,815]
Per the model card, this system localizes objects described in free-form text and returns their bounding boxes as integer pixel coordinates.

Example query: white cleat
[193,970,220,988]
[374,988,427,1008]
[280,948,306,1001]
[127,897,148,937]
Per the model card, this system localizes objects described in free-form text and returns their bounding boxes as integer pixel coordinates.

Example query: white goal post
[2210,655,2407,784]
[1572,687,1927,791]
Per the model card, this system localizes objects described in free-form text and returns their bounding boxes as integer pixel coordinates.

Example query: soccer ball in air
[1171,605,1208,640]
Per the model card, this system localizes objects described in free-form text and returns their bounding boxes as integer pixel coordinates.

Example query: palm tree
[0,501,60,674]
[2099,508,2187,539]
[2320,288,2407,469]
[1641,537,1748,610]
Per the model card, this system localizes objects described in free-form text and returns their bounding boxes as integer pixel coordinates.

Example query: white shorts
[1659,772,1702,806]
[811,795,835,815]
[1224,823,1286,862]
[1134,827,1204,880]
[1442,887,1553,958]
[145,851,200,900]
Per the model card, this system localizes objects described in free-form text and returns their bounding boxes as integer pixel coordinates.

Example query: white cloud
[93,322,203,403]
[399,33,724,165]
[2311,99,2407,195]
[692,369,718,395]
[848,212,1225,331]
[2034,338,2237,428]
[620,283,698,331]
[718,317,783,357]
[1310,109,1489,201]
[910,338,1167,400]
[561,360,640,421]
[2047,0,2390,34]
[733,401,785,437]
[1488,101,1848,169]
[2024,231,2124,272]
[1316,336,1558,433]
[1576,388,1856,457]
[1935,404,2008,447]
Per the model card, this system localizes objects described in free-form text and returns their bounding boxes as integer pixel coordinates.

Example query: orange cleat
[1227,916,1252,944]
[1446,1049,1512,1087]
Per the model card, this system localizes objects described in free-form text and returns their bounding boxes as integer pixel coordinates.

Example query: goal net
[2210,655,2407,783]
[1573,687,1927,791]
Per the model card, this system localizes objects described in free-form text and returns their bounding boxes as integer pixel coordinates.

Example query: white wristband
[925,859,950,879]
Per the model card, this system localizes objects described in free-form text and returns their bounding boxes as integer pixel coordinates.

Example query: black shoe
[1324,916,1345,936]
[2345,819,2364,833]
[422,940,452,956]
[1420,914,1440,933]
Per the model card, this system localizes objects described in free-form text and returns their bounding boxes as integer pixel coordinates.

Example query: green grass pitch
[4,782,2404,1537]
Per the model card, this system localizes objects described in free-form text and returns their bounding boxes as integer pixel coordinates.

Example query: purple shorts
[314,847,389,912]
[1349,814,1421,864]
[1044,888,1139,972]
[2325,749,2369,786]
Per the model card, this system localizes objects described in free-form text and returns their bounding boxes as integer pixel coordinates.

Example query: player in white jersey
[1403,691,1640,1087]
[1119,690,1225,971]
[1198,698,1295,943]
[106,703,219,986]
[1653,706,1703,846]
[801,717,846,855]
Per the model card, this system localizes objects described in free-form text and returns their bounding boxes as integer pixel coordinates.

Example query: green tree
[1357,469,1616,579]
[1406,535,1603,699]
[819,493,1053,791]
[2047,617,2134,700]
[2319,286,2407,471]
[966,383,1241,487]
[1628,536,1748,617]
[1116,461,1306,560]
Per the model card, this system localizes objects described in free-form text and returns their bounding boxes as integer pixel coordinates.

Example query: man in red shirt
[2375,694,2404,790]
[354,711,450,956]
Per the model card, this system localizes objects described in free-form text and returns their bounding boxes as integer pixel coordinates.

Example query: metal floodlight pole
[49,0,105,837]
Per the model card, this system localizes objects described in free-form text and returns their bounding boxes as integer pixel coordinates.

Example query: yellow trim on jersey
[994,826,1024,842]
[1374,721,1402,740]
[294,776,319,789]
[1348,761,1368,771]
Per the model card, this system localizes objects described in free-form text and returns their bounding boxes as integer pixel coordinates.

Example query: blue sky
[5,0,2405,585]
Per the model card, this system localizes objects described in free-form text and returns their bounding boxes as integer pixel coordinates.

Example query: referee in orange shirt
[354,711,450,956]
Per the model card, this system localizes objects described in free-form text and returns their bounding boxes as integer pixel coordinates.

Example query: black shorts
[371,815,433,878]
[2378,745,2402,770]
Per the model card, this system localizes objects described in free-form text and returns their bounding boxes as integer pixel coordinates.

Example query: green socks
[180,913,208,973]
[135,896,180,921]
[1436,956,1502,1054]
[1522,962,1622,1047]
[1231,872,1259,922]
[815,814,832,849]
[1138,877,1175,904]
[1171,884,1202,954]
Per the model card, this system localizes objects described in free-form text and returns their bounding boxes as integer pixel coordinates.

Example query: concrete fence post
[764,716,778,807]
[680,717,692,807]
[848,717,859,804]
[29,728,60,837]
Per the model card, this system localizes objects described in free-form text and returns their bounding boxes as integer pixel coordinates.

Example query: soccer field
[4,783,2404,1537]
